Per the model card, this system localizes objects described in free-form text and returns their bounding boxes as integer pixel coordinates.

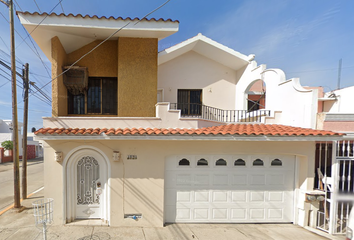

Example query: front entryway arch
[63,146,110,224]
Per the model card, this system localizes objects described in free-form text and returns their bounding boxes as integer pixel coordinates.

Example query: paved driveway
[0,178,344,240]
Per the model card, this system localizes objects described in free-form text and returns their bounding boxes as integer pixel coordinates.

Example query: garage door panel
[231,191,247,202]
[267,174,284,185]
[165,155,295,223]
[195,191,209,202]
[232,174,248,185]
[177,191,192,203]
[250,191,265,202]
[194,208,209,220]
[231,208,247,220]
[250,174,266,185]
[176,208,191,220]
[268,208,283,219]
[212,191,228,202]
[176,174,192,186]
[250,208,265,220]
[268,192,284,202]
[194,174,210,186]
[212,208,228,220]
[213,174,229,185]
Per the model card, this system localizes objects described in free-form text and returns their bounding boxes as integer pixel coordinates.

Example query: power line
[59,1,64,13]
[0,11,51,73]
[0,61,51,106]
[0,36,10,53]
[13,0,22,11]
[16,0,64,48]
[31,0,172,101]
[33,0,42,13]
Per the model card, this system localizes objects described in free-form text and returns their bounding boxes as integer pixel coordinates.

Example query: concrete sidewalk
[0,189,345,240]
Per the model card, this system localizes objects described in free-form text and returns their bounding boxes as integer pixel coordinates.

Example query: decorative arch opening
[179,158,190,166]
[271,159,282,166]
[197,158,208,166]
[245,80,266,112]
[253,159,264,166]
[234,159,246,166]
[215,158,227,166]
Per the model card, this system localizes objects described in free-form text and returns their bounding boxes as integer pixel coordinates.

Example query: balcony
[170,103,271,123]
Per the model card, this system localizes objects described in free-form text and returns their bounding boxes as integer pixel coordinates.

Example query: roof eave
[158,33,250,71]
[34,134,344,142]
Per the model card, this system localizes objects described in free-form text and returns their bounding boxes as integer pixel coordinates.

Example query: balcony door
[177,89,202,116]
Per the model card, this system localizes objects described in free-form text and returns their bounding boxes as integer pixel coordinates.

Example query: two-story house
[18,11,348,234]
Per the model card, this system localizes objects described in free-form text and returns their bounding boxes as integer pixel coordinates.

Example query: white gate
[316,141,353,235]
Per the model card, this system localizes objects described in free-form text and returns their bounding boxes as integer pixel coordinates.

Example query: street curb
[0,186,44,216]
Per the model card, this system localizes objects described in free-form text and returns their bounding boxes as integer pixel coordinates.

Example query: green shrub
[1,140,13,150]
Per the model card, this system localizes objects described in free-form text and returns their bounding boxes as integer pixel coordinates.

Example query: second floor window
[177,89,202,116]
[68,77,117,115]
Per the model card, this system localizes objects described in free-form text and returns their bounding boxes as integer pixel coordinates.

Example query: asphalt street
[0,158,43,212]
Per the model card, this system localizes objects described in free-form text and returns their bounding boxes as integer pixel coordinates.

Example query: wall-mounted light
[55,151,63,162]
[113,151,120,162]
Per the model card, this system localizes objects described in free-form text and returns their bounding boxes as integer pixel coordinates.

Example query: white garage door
[165,155,295,223]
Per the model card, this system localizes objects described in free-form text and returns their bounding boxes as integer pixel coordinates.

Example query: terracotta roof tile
[34,124,343,137]
[17,11,179,23]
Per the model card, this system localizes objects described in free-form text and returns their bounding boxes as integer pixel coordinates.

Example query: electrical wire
[13,0,23,11]
[0,65,51,106]
[30,0,172,101]
[59,0,64,13]
[16,0,64,48]
[0,36,10,53]
[0,11,51,73]
[33,0,42,13]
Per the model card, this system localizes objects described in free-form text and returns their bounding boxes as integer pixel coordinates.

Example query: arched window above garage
[234,159,246,166]
[197,158,208,166]
[179,158,190,166]
[215,159,227,166]
[271,159,282,166]
[253,159,264,166]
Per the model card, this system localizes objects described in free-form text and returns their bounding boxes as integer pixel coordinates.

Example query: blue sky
[0,0,353,130]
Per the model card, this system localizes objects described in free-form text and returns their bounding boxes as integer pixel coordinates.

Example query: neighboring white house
[0,119,23,156]
[17,11,353,236]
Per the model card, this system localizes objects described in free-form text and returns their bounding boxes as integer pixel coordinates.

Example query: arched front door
[76,156,102,219]
[64,147,110,223]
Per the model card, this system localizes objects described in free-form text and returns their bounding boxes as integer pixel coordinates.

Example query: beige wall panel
[51,37,67,117]
[158,51,238,110]
[44,139,315,227]
[118,37,157,117]
[66,40,118,77]
[43,142,64,224]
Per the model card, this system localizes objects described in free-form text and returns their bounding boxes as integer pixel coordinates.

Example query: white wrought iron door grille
[335,141,354,234]
[315,142,332,232]
[77,156,100,205]
[315,141,354,234]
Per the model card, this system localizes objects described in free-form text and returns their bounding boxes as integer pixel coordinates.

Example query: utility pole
[22,63,29,200]
[9,0,21,208]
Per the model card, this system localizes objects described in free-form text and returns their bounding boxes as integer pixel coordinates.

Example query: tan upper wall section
[66,40,118,77]
[118,37,157,117]
[51,36,67,117]
[51,37,158,117]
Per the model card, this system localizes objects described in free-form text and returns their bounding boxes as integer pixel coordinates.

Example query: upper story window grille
[68,77,117,115]
[177,89,202,116]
